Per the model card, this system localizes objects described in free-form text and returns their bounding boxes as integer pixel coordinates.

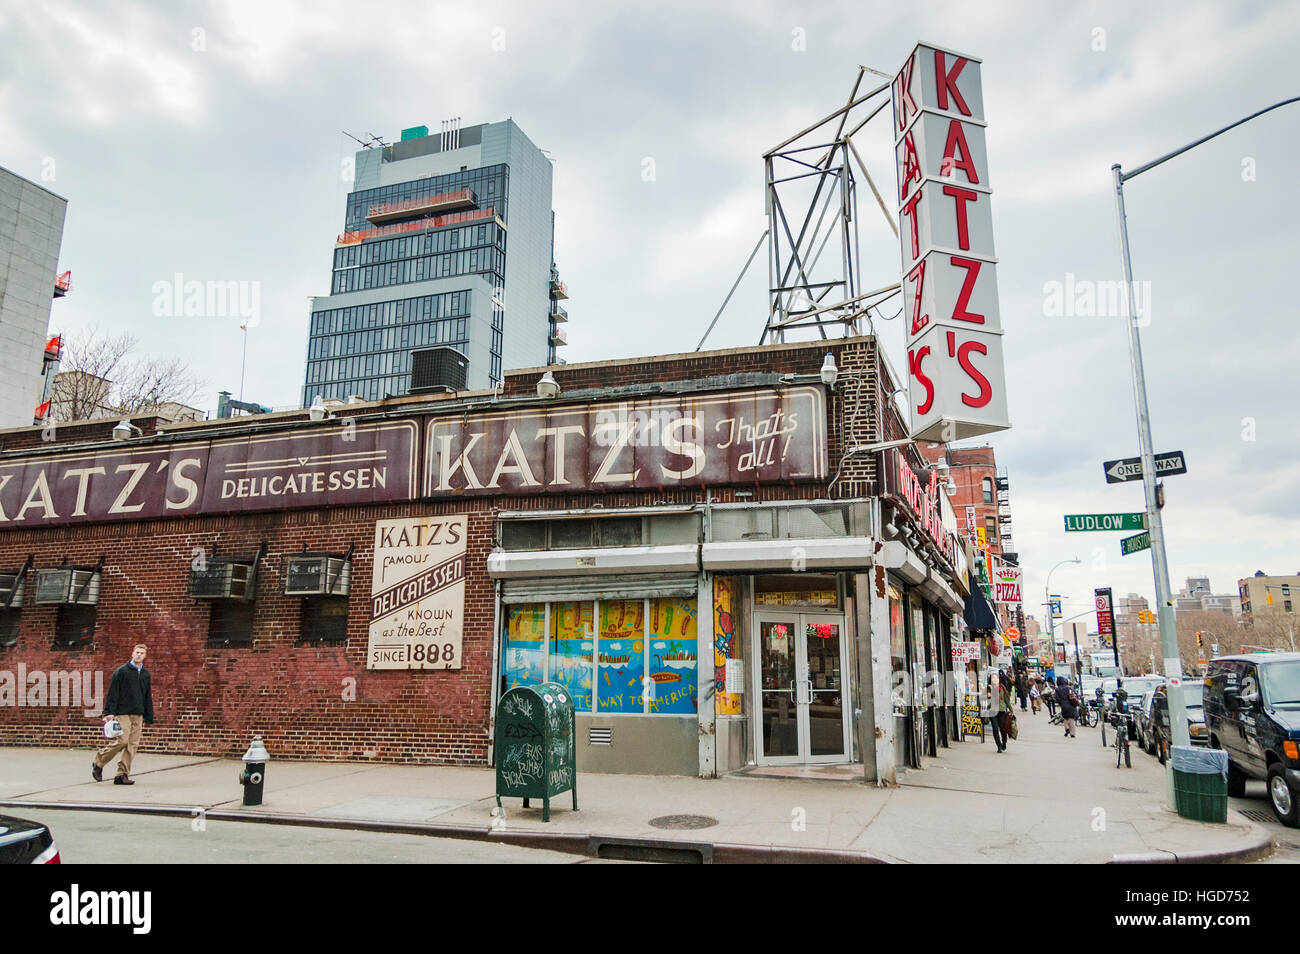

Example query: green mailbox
[494,682,578,822]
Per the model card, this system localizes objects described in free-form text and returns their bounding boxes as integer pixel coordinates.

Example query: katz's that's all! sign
[892,42,1010,443]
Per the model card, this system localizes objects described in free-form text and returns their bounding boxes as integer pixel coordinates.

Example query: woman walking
[985,671,1008,752]
[1055,675,1078,738]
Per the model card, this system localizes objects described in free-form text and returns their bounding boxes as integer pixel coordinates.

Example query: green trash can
[494,682,578,822]
[1171,746,1228,823]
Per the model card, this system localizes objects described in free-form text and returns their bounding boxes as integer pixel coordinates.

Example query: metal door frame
[751,609,851,765]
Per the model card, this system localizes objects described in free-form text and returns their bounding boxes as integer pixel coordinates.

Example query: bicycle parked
[1101,706,1135,767]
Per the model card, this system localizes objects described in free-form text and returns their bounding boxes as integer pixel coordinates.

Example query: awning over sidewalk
[962,585,998,630]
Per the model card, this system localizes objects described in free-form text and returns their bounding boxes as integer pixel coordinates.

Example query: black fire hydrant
[239,735,270,806]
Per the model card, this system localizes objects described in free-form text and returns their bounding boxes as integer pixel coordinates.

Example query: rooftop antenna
[696,66,902,350]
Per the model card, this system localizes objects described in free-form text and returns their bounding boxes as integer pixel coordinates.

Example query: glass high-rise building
[301,119,567,404]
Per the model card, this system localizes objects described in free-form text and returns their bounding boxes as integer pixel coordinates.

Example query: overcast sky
[3,0,1298,625]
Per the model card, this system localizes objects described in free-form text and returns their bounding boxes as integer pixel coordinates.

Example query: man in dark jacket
[93,643,155,785]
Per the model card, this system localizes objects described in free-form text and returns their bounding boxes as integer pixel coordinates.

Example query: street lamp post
[1045,558,1081,680]
[1111,95,1300,810]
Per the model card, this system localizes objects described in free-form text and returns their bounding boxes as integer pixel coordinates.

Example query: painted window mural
[598,600,644,714]
[499,597,698,715]
[502,604,546,690]
[713,577,741,715]
[550,601,594,713]
[648,596,698,714]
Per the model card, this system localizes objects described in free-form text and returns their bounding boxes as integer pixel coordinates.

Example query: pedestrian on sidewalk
[1055,675,1078,738]
[1029,679,1041,715]
[93,643,155,785]
[1044,677,1057,719]
[1014,667,1029,711]
[984,671,1007,752]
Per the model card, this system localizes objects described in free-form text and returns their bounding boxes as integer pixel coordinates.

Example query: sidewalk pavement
[0,709,1275,863]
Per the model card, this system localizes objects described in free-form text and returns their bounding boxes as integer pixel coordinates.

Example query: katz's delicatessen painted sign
[368,515,468,670]
[892,42,1010,443]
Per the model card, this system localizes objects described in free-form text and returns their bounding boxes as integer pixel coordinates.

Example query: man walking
[93,643,155,785]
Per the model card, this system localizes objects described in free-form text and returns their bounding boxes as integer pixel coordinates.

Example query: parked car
[1204,653,1300,827]
[0,814,60,864]
[1146,684,1208,763]
[1134,690,1159,754]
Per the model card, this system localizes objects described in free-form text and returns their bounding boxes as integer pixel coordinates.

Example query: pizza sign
[993,566,1022,604]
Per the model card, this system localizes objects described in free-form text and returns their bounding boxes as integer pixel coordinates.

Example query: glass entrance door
[754,611,849,764]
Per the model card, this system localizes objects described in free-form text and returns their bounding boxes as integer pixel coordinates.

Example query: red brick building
[0,338,976,780]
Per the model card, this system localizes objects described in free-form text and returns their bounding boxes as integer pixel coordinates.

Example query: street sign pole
[1112,164,1186,810]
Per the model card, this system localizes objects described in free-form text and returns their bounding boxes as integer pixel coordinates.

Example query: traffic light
[1267,590,1274,605]
[1196,632,1203,649]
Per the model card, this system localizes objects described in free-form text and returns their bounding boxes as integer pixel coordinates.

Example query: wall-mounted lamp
[112,420,143,442]
[820,353,839,388]
[537,371,560,399]
[308,395,329,422]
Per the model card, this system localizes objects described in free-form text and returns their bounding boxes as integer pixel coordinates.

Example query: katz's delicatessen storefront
[0,337,970,782]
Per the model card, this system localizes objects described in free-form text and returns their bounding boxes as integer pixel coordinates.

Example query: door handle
[789,680,797,704]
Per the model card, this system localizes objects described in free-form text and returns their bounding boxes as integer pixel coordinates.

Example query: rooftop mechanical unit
[409,347,468,395]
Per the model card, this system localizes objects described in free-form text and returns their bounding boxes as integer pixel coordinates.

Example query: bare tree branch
[48,327,205,422]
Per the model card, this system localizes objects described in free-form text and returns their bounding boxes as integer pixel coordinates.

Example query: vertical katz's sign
[892,43,1010,442]
[368,515,468,670]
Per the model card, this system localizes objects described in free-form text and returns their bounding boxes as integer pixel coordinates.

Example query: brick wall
[0,338,882,763]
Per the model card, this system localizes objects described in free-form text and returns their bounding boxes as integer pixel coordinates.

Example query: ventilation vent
[588,727,613,746]
[410,347,468,394]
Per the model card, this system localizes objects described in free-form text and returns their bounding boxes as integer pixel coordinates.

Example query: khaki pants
[95,714,144,778]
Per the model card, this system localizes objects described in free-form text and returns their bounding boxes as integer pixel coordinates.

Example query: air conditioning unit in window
[189,561,254,601]
[284,556,352,597]
[0,571,25,608]
[33,567,101,605]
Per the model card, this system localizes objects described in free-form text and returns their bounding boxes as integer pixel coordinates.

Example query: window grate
[589,727,613,746]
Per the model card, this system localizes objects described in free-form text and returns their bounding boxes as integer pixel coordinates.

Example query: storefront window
[502,603,546,690]
[549,602,593,712]
[501,596,700,716]
[753,574,838,608]
[911,599,926,709]
[889,585,906,713]
[648,597,698,714]
[597,600,644,714]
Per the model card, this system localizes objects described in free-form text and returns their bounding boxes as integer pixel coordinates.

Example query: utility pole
[1110,95,1300,811]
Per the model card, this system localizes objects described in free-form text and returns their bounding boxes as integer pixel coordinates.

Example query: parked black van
[1203,653,1300,827]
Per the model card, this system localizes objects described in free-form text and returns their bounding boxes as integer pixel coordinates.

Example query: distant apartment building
[302,119,567,404]
[1239,571,1300,623]
[1173,575,1241,618]
[0,166,68,428]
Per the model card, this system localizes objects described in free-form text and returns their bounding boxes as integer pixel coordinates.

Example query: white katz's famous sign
[993,565,1022,605]
[367,515,467,670]
[892,43,1010,442]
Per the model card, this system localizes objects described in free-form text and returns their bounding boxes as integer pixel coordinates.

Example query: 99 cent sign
[892,42,1010,442]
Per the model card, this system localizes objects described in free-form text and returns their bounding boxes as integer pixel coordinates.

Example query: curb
[1109,810,1275,865]
[0,799,888,864]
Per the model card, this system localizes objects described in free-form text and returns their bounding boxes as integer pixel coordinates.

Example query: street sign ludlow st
[1063,512,1145,532]
[1102,451,1187,484]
